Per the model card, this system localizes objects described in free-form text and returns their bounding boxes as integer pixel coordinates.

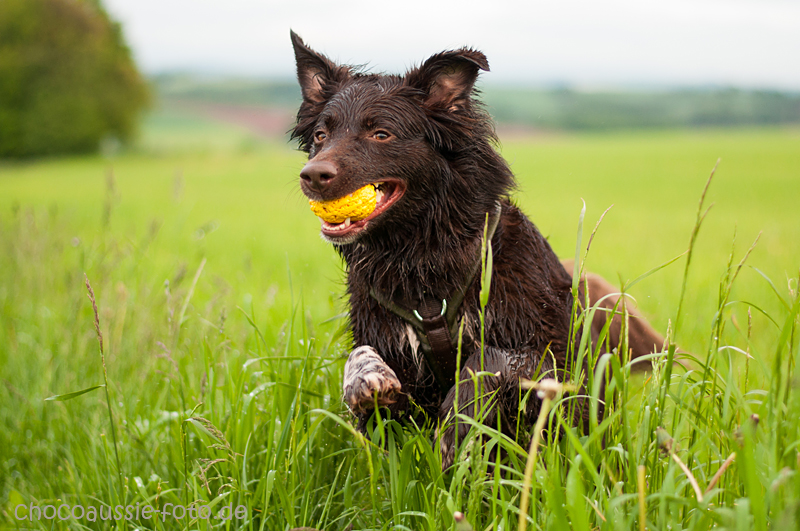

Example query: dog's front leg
[342,345,402,416]
[438,346,511,469]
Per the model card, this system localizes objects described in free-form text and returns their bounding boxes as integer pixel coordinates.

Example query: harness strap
[369,203,503,391]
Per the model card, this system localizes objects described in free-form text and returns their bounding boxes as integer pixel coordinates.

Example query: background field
[3,112,797,349]
[1,110,799,529]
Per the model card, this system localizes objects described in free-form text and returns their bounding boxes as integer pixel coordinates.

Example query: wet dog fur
[290,31,666,468]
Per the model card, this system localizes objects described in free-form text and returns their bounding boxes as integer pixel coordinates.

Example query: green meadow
[1,113,799,530]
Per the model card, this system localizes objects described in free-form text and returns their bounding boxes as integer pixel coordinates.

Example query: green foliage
[0,0,149,158]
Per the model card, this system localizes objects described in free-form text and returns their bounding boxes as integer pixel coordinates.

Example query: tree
[0,0,150,158]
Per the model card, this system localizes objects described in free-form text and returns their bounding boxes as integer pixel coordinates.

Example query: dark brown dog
[290,32,666,468]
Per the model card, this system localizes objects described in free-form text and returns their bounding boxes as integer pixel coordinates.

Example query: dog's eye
[314,131,327,142]
[372,131,391,141]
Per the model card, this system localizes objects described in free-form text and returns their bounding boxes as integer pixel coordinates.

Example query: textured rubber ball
[309,184,377,223]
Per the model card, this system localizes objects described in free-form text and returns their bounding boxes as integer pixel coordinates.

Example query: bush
[0,0,149,158]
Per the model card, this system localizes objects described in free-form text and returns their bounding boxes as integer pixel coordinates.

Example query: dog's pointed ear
[405,49,489,111]
[290,30,350,104]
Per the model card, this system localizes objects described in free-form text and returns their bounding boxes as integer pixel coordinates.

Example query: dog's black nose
[300,160,338,193]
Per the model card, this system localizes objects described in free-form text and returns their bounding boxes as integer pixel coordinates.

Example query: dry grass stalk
[671,453,704,503]
[705,452,737,494]
[518,378,567,531]
[85,273,124,499]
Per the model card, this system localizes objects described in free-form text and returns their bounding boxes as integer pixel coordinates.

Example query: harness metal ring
[413,299,447,321]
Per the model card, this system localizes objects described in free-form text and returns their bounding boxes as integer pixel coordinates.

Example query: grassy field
[1,114,798,530]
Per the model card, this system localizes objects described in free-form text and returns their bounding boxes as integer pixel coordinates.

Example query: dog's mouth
[320,180,405,243]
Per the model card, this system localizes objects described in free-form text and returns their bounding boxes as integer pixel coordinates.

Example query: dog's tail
[561,259,668,372]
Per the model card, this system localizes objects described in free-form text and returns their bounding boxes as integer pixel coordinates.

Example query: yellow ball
[309,184,377,224]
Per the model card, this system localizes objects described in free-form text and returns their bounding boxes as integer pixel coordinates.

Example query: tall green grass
[1,127,798,529]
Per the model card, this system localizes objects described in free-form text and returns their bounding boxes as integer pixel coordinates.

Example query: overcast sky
[103,0,800,90]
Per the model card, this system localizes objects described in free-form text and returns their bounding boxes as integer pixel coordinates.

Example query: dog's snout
[300,160,338,193]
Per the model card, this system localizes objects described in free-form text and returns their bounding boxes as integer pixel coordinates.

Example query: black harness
[369,204,502,391]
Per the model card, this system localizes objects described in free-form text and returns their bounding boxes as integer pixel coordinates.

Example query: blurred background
[0,0,798,335]
[0,0,798,340]
[2,0,799,158]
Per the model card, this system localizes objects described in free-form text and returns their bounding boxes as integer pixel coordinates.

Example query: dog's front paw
[343,346,401,414]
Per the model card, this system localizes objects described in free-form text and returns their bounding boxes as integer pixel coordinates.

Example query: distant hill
[481,87,800,130]
[154,75,300,108]
[152,75,800,131]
